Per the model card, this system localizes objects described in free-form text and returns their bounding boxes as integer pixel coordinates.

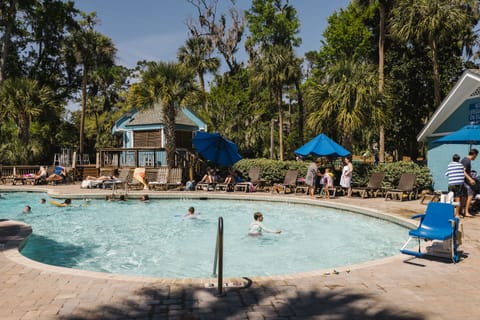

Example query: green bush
[234,158,309,183]
[235,159,433,190]
[353,161,432,190]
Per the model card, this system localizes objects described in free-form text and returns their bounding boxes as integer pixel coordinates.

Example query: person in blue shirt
[46,163,67,184]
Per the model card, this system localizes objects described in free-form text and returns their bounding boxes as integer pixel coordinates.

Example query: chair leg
[452,235,459,263]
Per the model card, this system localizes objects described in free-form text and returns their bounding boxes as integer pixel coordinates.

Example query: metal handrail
[212,217,224,296]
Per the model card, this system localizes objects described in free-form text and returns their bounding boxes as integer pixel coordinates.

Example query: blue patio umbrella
[435,124,480,149]
[193,131,242,166]
[295,133,350,158]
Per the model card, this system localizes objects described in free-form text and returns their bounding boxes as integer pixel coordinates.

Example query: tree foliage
[1,0,480,167]
[187,0,245,74]
[389,0,477,107]
[129,61,196,168]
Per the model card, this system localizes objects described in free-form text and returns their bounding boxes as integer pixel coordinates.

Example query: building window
[175,130,193,149]
[134,130,162,148]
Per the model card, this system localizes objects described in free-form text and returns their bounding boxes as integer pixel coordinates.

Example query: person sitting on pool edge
[183,206,200,218]
[133,167,149,190]
[46,162,67,184]
[248,212,281,236]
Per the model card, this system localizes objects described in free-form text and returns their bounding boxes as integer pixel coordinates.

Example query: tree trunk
[164,102,177,169]
[277,90,284,161]
[0,0,16,85]
[94,111,100,147]
[79,68,88,155]
[430,38,442,108]
[17,113,30,145]
[378,1,386,163]
[295,79,304,145]
[198,72,209,116]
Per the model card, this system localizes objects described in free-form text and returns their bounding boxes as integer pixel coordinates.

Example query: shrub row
[234,159,433,191]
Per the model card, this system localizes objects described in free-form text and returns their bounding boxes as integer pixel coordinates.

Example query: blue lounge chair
[400,202,460,263]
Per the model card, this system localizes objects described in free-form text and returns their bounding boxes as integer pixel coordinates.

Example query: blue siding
[427,143,477,190]
[426,97,480,190]
[436,100,478,133]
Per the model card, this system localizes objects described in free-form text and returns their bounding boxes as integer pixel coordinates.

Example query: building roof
[111,102,207,135]
[126,102,197,127]
[417,69,480,141]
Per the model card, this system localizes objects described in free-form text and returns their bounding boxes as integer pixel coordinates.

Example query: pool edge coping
[0,187,417,286]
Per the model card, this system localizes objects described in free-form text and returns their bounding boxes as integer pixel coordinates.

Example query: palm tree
[129,61,196,168]
[177,36,220,94]
[354,0,390,163]
[389,0,474,107]
[0,77,55,162]
[87,65,130,148]
[252,44,300,160]
[64,14,116,155]
[305,59,382,151]
[177,36,220,119]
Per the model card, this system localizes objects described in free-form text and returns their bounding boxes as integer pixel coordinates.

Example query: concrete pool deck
[1,184,479,319]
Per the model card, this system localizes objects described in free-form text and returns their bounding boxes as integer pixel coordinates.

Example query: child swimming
[183,206,200,219]
[248,212,281,236]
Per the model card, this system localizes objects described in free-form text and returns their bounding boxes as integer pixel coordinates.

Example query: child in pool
[248,212,281,236]
[50,198,72,207]
[183,206,200,218]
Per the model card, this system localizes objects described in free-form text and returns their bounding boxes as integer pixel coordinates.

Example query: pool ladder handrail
[212,216,224,296]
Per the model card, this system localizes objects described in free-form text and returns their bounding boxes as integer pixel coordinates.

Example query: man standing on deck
[461,148,478,217]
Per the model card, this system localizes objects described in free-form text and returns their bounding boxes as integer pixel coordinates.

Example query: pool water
[1,192,407,278]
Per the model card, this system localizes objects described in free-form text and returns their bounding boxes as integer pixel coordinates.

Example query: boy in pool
[248,212,281,236]
[183,206,199,218]
[23,205,31,213]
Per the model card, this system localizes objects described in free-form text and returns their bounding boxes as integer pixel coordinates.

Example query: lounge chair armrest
[448,218,459,228]
[410,214,425,220]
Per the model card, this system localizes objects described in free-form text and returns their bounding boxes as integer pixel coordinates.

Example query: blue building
[108,103,206,167]
[417,69,480,190]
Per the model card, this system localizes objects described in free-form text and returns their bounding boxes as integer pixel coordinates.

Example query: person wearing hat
[306,158,322,198]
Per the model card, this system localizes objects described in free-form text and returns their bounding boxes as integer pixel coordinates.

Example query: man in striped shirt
[445,154,466,217]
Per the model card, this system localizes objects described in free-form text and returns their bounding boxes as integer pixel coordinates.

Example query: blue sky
[72,0,352,69]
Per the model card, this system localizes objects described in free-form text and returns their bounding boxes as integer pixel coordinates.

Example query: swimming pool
[1,192,407,278]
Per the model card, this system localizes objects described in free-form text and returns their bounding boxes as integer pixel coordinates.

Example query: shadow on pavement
[60,280,424,320]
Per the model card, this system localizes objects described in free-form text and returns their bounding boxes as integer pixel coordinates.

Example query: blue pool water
[1,192,407,278]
